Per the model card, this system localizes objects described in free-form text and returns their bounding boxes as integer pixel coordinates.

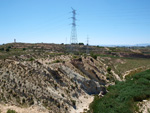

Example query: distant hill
[136,43,150,47]
[99,43,150,47]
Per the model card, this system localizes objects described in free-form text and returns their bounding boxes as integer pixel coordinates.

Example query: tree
[6,48,10,52]
[0,48,4,51]
[79,43,84,45]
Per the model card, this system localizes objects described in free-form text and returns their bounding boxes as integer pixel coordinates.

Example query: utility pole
[70,8,78,45]
[86,36,89,55]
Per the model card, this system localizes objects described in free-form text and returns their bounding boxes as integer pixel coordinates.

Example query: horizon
[1,42,150,47]
[0,0,150,45]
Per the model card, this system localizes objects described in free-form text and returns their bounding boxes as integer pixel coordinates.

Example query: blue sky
[0,0,150,45]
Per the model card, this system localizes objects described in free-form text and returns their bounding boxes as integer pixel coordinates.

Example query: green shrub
[74,51,80,55]
[29,57,34,61]
[61,93,64,97]
[71,100,76,106]
[90,70,150,113]
[73,55,77,59]
[90,53,98,59]
[22,48,26,51]
[52,60,61,63]
[79,43,84,45]
[22,98,26,103]
[7,109,16,113]
[0,48,4,51]
[8,46,11,49]
[107,67,111,74]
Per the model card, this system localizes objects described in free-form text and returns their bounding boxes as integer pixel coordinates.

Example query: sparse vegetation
[117,58,150,75]
[100,57,150,78]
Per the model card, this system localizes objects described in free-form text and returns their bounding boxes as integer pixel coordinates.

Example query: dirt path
[123,66,150,80]
[69,95,94,113]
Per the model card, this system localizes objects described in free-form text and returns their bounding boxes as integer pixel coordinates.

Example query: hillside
[0,43,150,113]
[0,43,111,113]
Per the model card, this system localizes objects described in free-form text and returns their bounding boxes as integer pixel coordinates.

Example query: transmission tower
[70,8,78,45]
[14,39,16,43]
[86,36,89,55]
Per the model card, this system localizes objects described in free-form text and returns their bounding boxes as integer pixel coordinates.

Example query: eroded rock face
[0,55,109,112]
[81,80,101,95]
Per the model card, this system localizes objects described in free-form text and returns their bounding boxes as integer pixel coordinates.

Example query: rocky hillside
[1,43,149,113]
[0,51,120,113]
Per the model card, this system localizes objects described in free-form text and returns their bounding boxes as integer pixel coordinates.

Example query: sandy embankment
[69,95,94,113]
[0,104,49,113]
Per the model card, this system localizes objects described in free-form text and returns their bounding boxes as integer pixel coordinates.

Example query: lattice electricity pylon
[86,36,89,55]
[70,7,78,45]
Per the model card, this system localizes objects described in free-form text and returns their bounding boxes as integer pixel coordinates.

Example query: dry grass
[117,58,150,75]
